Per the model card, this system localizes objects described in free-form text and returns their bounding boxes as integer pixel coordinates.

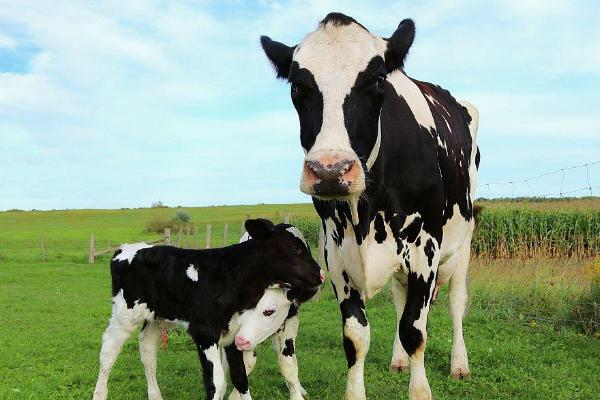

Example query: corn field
[293,205,600,260]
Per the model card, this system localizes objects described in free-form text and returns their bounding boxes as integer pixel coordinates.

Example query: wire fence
[479,161,600,199]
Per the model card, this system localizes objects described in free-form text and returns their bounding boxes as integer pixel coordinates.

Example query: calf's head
[234,288,293,351]
[261,12,415,200]
[244,218,324,291]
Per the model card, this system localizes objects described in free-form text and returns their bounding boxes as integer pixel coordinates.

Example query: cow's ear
[245,218,275,241]
[260,36,296,80]
[384,19,415,72]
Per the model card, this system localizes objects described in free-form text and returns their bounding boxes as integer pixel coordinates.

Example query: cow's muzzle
[300,152,364,198]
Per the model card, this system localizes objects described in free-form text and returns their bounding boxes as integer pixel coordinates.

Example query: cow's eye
[376,75,386,87]
[290,245,301,255]
[263,309,275,317]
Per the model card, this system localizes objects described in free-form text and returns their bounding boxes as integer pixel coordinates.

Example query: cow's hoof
[450,368,471,380]
[389,363,409,374]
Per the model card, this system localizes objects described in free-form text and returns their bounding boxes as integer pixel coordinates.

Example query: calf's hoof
[450,368,471,380]
[389,363,409,374]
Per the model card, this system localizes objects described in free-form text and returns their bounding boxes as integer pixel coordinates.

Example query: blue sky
[1,0,599,210]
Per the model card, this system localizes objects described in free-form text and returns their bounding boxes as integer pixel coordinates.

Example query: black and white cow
[92,219,323,400]
[224,230,315,400]
[261,13,480,400]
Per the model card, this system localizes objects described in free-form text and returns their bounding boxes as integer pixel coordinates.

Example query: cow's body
[261,13,480,400]
[92,220,322,400]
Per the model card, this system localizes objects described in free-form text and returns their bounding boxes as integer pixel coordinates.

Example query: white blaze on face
[113,242,153,264]
[295,22,387,158]
[235,288,292,350]
[286,226,308,248]
[239,231,251,243]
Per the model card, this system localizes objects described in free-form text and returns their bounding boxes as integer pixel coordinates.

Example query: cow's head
[261,12,415,200]
[244,218,324,290]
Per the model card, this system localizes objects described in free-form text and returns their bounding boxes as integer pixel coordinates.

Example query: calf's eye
[290,245,301,255]
[263,309,275,317]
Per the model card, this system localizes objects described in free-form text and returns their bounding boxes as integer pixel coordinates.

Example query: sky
[1,0,599,210]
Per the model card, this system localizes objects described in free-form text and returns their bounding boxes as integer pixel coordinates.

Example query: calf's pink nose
[320,270,325,282]
[235,335,252,351]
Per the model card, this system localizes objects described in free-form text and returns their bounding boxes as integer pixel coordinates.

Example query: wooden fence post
[40,240,46,262]
[194,225,199,249]
[223,223,229,246]
[318,226,325,265]
[164,228,171,245]
[107,240,111,253]
[88,234,95,264]
[176,226,183,247]
[241,221,246,238]
[206,224,212,249]
[284,212,291,224]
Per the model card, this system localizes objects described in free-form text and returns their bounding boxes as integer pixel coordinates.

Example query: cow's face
[245,218,324,291]
[234,288,292,351]
[262,13,415,200]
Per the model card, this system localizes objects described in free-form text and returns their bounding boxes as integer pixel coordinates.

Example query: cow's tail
[459,100,480,198]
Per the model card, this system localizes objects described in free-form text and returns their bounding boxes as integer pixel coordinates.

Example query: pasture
[0,201,599,399]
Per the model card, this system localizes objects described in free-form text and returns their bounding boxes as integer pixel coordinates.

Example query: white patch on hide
[113,243,153,264]
[388,71,435,130]
[186,264,198,282]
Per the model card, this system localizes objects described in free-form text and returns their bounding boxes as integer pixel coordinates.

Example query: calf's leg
[196,341,227,400]
[273,312,307,400]
[93,296,142,400]
[138,321,164,400]
[224,345,251,400]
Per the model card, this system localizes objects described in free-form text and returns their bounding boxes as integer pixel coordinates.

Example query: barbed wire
[480,161,600,198]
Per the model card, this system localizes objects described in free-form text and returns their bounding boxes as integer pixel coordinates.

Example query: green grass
[0,262,598,400]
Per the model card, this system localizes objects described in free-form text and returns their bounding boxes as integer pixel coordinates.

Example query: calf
[225,229,319,400]
[92,219,323,400]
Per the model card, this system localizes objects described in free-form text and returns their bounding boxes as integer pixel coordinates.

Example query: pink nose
[235,335,252,351]
[320,270,325,282]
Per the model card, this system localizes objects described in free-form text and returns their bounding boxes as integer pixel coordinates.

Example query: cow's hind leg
[273,310,307,400]
[447,239,471,380]
[139,321,164,400]
[93,295,141,400]
[390,274,410,373]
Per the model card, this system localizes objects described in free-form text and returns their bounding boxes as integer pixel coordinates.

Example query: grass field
[1,262,598,400]
[0,201,599,399]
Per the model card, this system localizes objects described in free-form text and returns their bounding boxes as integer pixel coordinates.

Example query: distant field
[0,204,316,263]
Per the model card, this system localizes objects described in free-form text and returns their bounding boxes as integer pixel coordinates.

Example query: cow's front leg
[399,237,440,400]
[224,345,251,400]
[273,307,307,400]
[196,340,226,400]
[329,267,370,400]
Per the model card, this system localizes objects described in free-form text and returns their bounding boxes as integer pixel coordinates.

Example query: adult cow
[261,13,480,400]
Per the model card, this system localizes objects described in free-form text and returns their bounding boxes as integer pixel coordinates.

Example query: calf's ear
[384,18,415,72]
[260,36,296,80]
[245,218,275,241]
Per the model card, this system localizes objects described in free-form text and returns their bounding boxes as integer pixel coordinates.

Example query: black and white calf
[224,230,318,400]
[92,219,323,400]
[262,13,480,400]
